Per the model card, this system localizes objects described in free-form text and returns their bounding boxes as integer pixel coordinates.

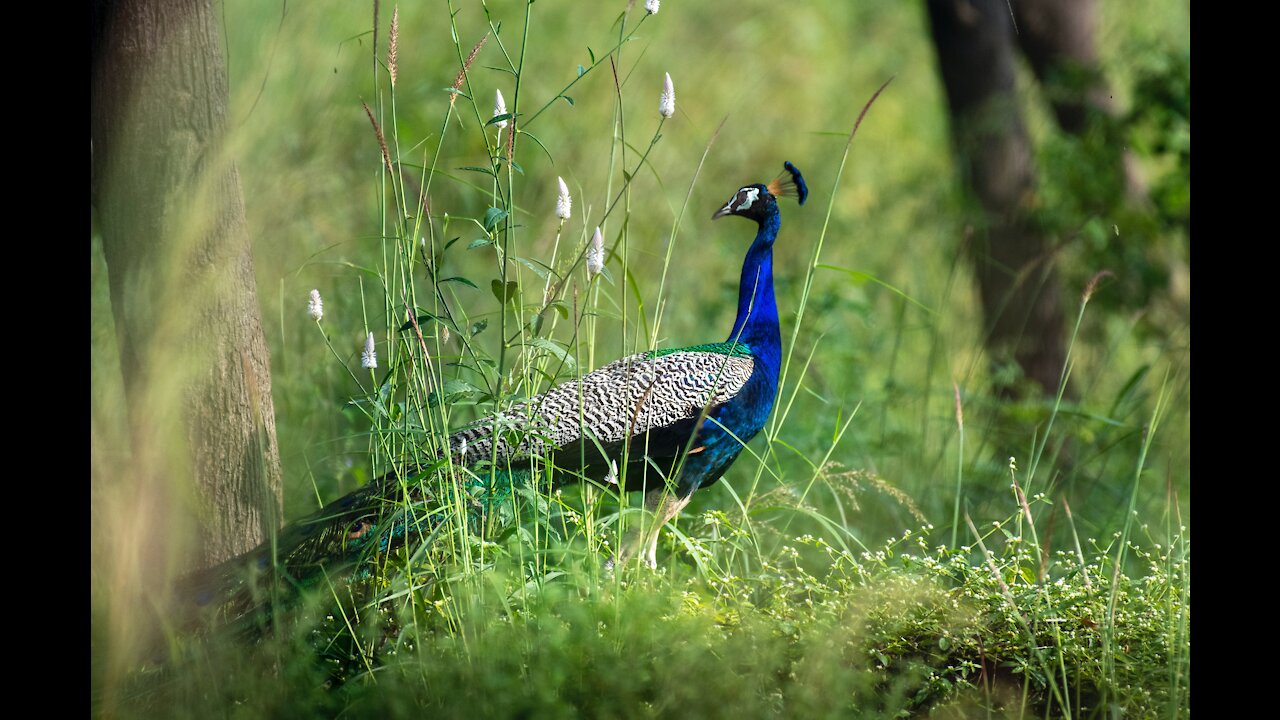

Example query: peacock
[181,162,808,627]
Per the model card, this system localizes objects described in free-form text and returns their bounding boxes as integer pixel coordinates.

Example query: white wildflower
[307,289,323,321]
[492,89,508,129]
[604,460,619,485]
[645,0,660,14]
[555,176,572,220]
[361,332,378,369]
[659,72,675,118]
[586,226,604,276]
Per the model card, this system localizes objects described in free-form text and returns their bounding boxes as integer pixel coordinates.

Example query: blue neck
[727,210,781,372]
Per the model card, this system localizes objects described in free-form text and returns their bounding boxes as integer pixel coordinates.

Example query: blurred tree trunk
[925,0,1068,397]
[925,0,1121,397]
[1013,0,1114,135]
[91,0,283,577]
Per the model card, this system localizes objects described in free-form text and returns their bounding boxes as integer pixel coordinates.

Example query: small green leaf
[482,63,518,78]
[427,379,480,408]
[511,255,552,280]
[483,207,508,231]
[397,313,444,332]
[525,337,575,370]
[490,279,519,304]
[443,236,462,251]
[520,130,554,162]
[561,95,574,106]
[587,47,595,64]
[467,238,493,250]
[470,319,489,337]
[548,301,569,319]
[459,165,496,177]
[439,275,478,289]
[576,64,585,78]
[485,112,515,127]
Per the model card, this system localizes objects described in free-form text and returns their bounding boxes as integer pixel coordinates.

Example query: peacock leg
[639,489,693,569]
[608,486,692,570]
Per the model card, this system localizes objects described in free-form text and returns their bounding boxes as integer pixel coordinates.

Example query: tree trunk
[926,0,1069,396]
[91,0,282,592]
[1012,0,1113,135]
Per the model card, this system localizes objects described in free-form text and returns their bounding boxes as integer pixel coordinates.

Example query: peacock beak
[711,203,732,220]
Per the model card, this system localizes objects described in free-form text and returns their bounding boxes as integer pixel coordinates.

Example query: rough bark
[926,0,1069,396]
[91,0,283,573]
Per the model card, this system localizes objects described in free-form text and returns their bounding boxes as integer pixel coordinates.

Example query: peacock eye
[733,187,760,212]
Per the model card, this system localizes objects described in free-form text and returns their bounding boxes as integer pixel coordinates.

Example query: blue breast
[677,346,778,493]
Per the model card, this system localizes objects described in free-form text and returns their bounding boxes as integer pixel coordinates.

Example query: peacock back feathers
[449,347,757,472]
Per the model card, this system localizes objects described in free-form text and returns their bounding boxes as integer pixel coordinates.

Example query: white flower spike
[361,332,378,369]
[645,0,660,15]
[587,226,604,277]
[307,289,323,321]
[556,176,572,220]
[659,72,675,118]
[493,89,509,129]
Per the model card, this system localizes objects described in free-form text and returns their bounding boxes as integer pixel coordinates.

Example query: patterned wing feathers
[449,350,754,465]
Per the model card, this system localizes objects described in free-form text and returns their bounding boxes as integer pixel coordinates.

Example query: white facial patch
[735,187,759,212]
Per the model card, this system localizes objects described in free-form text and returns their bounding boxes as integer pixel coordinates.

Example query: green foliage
[1033,41,1190,325]
[112,510,1187,719]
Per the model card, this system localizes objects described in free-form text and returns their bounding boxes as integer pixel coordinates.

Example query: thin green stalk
[492,0,534,388]
[1024,280,1099,493]
[951,382,965,548]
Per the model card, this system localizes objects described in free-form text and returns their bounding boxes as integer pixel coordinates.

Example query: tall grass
[91,0,1189,717]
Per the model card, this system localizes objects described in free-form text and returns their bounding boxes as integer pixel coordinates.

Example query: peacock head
[712,161,807,222]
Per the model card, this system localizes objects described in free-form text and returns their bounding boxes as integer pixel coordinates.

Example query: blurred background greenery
[92,0,1188,572]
